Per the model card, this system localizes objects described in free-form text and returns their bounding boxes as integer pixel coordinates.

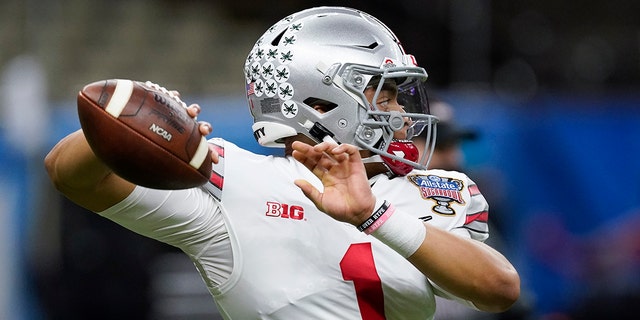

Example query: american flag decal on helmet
[246,82,255,96]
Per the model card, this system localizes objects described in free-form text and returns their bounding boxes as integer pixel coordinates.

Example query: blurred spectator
[413,97,533,320]
[413,98,478,171]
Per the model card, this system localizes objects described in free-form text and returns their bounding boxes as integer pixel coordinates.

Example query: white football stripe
[104,79,134,118]
[189,136,209,169]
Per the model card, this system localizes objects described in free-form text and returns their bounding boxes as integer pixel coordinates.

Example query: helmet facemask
[338,64,438,175]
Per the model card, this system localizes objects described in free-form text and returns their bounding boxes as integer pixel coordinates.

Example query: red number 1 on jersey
[340,243,386,320]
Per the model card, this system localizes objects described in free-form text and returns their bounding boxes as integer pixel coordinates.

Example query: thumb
[294,179,323,208]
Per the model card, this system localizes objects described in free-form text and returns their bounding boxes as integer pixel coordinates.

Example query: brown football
[77,79,212,189]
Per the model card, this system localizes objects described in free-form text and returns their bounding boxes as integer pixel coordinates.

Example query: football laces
[144,81,188,109]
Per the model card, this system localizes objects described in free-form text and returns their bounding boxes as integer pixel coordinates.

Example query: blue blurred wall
[446,91,640,315]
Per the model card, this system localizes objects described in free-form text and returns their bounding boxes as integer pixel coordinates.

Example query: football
[77,79,212,189]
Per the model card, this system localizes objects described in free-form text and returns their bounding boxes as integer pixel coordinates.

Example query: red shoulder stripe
[468,184,481,196]
[465,210,488,225]
[209,171,224,190]
[210,142,224,157]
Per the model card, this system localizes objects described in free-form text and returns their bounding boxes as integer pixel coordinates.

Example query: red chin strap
[381,140,419,176]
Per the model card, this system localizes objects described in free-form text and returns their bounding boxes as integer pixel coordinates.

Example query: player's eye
[377,99,390,108]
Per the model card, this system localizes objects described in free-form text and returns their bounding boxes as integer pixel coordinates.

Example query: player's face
[364,84,412,140]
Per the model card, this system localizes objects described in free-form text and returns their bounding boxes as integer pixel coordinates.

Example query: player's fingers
[332,143,361,162]
[294,179,323,209]
[186,104,201,118]
[292,150,318,172]
[331,143,356,155]
[291,141,320,163]
[208,144,220,164]
[291,140,313,153]
[312,141,338,153]
[198,121,212,135]
[317,151,340,169]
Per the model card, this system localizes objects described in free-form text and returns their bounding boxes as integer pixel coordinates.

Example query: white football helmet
[245,6,438,175]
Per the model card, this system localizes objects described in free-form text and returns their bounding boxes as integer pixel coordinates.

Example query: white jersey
[98,138,489,320]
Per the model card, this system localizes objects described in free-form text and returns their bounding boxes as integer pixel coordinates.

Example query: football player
[45,6,519,319]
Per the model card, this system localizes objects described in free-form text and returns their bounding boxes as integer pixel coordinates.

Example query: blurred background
[1,0,639,319]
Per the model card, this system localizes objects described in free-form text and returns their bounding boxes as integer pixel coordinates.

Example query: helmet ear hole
[303,97,338,113]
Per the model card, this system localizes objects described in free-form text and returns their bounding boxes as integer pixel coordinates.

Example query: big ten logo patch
[265,201,305,220]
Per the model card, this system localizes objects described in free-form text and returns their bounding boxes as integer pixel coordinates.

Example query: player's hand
[186,103,219,164]
[292,141,376,226]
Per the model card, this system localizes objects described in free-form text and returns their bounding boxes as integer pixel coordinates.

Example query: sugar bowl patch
[408,174,465,215]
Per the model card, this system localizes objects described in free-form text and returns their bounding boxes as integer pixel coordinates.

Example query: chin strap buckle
[309,122,338,144]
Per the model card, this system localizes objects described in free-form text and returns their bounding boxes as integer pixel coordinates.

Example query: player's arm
[44,129,135,212]
[292,141,520,313]
[45,104,213,213]
[407,224,520,312]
